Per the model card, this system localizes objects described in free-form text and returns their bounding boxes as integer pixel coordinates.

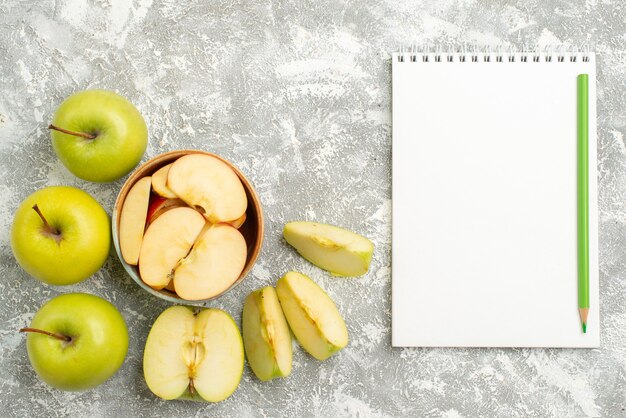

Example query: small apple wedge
[151,163,178,198]
[119,177,152,265]
[143,306,244,402]
[146,196,186,226]
[283,221,374,277]
[138,207,206,289]
[242,287,292,381]
[276,271,348,361]
[173,224,247,300]
[167,154,247,223]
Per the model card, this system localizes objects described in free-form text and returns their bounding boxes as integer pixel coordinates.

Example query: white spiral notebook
[391,50,599,347]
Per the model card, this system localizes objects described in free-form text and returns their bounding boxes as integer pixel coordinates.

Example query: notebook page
[391,52,599,347]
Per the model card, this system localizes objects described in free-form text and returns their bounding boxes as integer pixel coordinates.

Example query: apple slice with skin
[138,207,206,289]
[242,287,292,381]
[283,221,374,277]
[276,271,348,361]
[173,224,247,300]
[167,154,247,223]
[143,306,244,402]
[146,196,186,226]
[151,163,178,198]
[119,177,152,265]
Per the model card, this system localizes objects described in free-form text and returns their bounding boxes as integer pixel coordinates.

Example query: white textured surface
[0,0,624,416]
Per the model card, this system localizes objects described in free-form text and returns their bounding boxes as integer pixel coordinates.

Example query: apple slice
[228,212,246,229]
[276,271,348,361]
[146,196,186,226]
[283,221,374,277]
[151,163,178,198]
[138,207,206,289]
[167,154,247,223]
[173,224,247,300]
[242,287,292,381]
[143,306,244,402]
[119,176,152,265]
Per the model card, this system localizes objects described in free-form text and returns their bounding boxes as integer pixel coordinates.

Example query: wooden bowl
[112,150,264,305]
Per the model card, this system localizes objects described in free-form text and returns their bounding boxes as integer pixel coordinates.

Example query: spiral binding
[396,45,591,63]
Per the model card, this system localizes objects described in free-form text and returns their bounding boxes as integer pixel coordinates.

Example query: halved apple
[283,221,374,277]
[138,207,206,289]
[173,224,247,300]
[119,176,152,265]
[146,196,186,226]
[276,271,348,361]
[242,287,292,381]
[143,306,244,402]
[151,163,178,198]
[167,154,247,223]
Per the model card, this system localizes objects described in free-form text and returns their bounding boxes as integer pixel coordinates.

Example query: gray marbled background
[0,0,624,417]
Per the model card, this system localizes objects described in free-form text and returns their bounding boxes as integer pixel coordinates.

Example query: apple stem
[19,327,71,342]
[48,124,97,140]
[189,379,196,396]
[32,204,61,239]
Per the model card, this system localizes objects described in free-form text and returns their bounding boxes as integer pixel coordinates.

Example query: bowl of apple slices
[112,150,263,304]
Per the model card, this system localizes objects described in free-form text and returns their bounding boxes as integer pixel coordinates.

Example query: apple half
[276,271,348,361]
[151,163,178,199]
[173,224,247,300]
[283,221,374,277]
[242,287,292,381]
[119,176,152,265]
[167,154,247,223]
[138,207,206,289]
[143,306,244,402]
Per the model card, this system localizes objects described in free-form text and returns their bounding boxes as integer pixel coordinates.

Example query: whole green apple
[11,186,110,285]
[49,89,148,182]
[21,293,129,391]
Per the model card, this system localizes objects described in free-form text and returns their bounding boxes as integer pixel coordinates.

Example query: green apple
[276,271,348,361]
[283,221,374,276]
[20,293,129,391]
[143,306,244,402]
[11,186,110,285]
[242,286,292,381]
[49,89,148,182]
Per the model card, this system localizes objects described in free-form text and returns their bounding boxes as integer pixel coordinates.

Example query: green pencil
[577,74,589,334]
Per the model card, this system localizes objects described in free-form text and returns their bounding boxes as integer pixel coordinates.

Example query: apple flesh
[119,176,152,265]
[283,221,374,277]
[49,89,148,182]
[242,287,292,381]
[151,163,178,198]
[276,271,348,360]
[143,306,244,402]
[167,153,247,223]
[138,207,206,289]
[11,186,110,285]
[173,224,247,300]
[21,293,128,391]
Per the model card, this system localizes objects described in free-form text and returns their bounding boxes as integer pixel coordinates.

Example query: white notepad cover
[392,52,599,347]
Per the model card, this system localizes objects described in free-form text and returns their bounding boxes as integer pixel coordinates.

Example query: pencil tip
[582,323,587,333]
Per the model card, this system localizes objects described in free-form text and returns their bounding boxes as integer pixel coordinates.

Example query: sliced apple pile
[242,287,292,381]
[283,221,374,277]
[143,306,244,402]
[242,271,348,381]
[117,152,250,300]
